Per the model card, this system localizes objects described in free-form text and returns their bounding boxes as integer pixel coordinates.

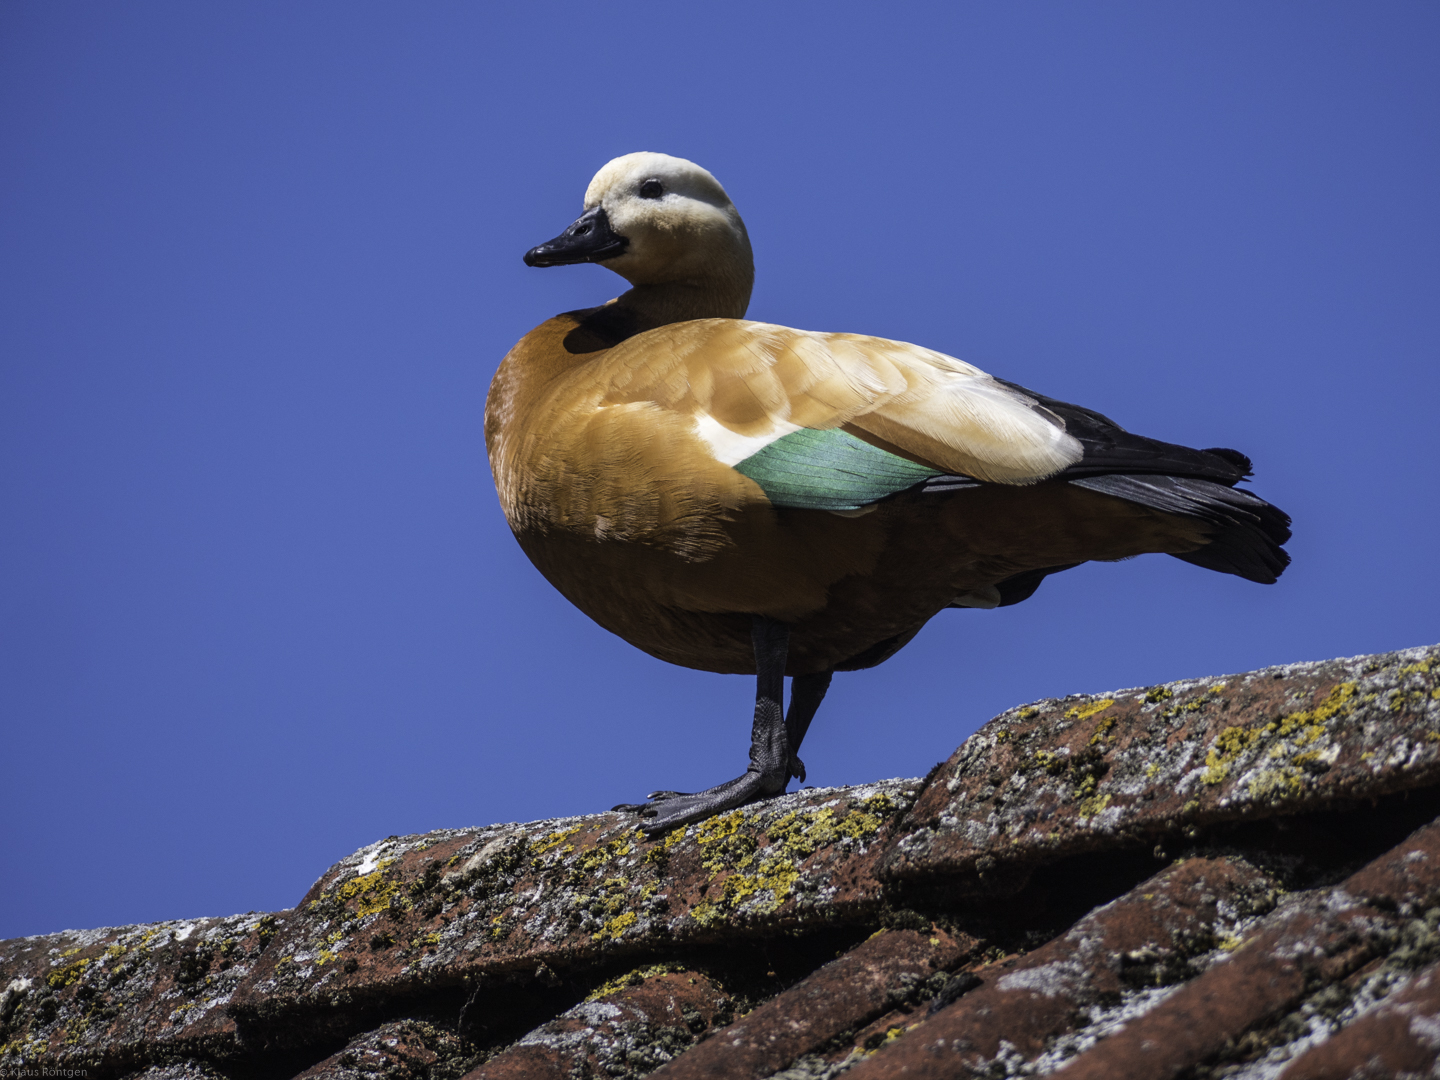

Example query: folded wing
[600,319,1084,485]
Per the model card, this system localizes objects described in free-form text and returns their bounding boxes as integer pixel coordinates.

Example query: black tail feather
[1200,447,1254,477]
[1070,474,1292,584]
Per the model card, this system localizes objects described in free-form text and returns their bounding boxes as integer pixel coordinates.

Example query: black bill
[523,206,628,267]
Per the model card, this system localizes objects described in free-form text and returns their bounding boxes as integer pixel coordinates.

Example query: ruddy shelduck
[487,152,1290,833]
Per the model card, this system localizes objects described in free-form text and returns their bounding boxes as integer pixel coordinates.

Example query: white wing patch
[692,411,802,466]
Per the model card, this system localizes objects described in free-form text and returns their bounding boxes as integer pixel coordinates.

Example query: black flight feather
[995,378,1251,485]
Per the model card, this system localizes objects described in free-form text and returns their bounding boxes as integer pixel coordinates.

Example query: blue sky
[2,2,1437,938]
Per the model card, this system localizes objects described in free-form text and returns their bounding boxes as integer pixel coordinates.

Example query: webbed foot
[613,769,784,835]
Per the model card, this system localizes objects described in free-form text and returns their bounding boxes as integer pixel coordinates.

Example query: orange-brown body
[485,306,1211,676]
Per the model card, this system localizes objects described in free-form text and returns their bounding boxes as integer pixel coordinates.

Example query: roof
[4,643,1440,1079]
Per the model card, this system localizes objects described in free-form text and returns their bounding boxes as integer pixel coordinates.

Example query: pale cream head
[583,153,754,296]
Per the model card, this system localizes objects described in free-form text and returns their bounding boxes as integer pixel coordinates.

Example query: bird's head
[524,153,753,311]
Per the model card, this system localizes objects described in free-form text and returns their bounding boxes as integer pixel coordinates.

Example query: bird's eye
[639,179,663,199]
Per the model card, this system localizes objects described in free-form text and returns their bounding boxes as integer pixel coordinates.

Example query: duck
[486,152,1290,834]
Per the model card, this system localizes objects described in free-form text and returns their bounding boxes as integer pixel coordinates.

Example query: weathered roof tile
[462,968,732,1079]
[0,910,283,1075]
[884,645,1440,890]
[1277,959,1440,1079]
[843,855,1279,1078]
[227,781,915,1031]
[650,927,973,1080]
[7,645,1440,1080]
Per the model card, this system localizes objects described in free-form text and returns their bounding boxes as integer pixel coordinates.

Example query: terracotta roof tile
[4,644,1440,1079]
[885,646,1440,891]
[295,1018,468,1078]
[460,969,732,1079]
[0,910,283,1075]
[842,854,1279,1078]
[1277,959,1440,1079]
[649,927,973,1079]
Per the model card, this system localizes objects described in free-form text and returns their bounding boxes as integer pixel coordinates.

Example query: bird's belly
[510,498,979,677]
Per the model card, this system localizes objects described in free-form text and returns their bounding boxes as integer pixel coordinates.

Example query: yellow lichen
[531,826,582,856]
[1145,764,1161,779]
[860,793,897,819]
[1088,716,1118,746]
[688,900,725,927]
[584,962,688,1001]
[592,911,638,942]
[1066,699,1116,721]
[683,799,892,924]
[47,957,91,989]
[335,859,406,919]
[1145,686,1174,704]
[1078,792,1113,819]
[1277,682,1357,731]
[577,835,636,873]
[1248,766,1306,801]
[1203,726,1264,785]
[1160,684,1227,721]
[697,810,758,875]
[1400,661,1432,675]
[1033,749,1066,775]
[1201,682,1356,789]
[717,856,801,914]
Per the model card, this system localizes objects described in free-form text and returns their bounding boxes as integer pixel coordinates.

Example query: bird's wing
[597,319,1084,508]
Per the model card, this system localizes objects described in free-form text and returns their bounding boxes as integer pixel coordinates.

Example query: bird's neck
[611,268,753,329]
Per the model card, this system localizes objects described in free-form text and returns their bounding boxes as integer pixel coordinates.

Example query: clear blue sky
[2,2,1437,938]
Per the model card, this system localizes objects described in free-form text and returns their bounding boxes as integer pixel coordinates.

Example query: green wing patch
[732,427,945,510]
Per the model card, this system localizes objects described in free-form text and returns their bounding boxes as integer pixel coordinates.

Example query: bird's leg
[783,670,833,785]
[614,616,797,836]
